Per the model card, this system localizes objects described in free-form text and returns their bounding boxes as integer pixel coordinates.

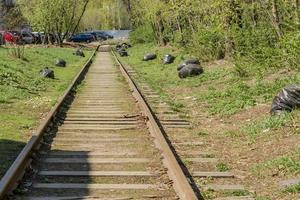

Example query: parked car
[0,31,5,45]
[69,34,95,43]
[32,32,43,44]
[21,31,35,44]
[84,31,106,41]
[95,31,113,39]
[9,31,22,43]
[3,31,15,43]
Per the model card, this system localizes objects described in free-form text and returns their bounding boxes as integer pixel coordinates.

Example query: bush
[129,24,155,44]
[188,26,225,61]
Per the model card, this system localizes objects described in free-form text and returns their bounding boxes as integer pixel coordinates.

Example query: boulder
[40,67,54,79]
[178,59,200,71]
[178,64,203,79]
[163,54,175,64]
[55,59,66,67]
[271,85,300,115]
[143,53,157,61]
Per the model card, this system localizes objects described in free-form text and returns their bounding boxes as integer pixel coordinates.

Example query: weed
[225,190,250,196]
[255,197,271,200]
[243,112,294,140]
[216,163,231,172]
[195,131,208,136]
[283,183,300,193]
[252,149,300,178]
[224,130,241,137]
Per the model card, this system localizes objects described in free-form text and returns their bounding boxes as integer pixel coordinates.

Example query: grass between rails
[119,43,300,199]
[0,46,92,178]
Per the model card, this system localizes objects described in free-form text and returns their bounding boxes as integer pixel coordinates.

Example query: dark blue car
[69,34,95,43]
[84,31,113,41]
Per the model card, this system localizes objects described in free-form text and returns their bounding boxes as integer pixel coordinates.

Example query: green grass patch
[283,183,300,193]
[242,112,294,141]
[0,46,92,178]
[252,149,300,178]
[216,163,231,172]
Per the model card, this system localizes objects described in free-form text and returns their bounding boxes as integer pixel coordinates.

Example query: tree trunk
[271,0,282,38]
[70,0,90,36]
[292,0,300,28]
[157,18,167,46]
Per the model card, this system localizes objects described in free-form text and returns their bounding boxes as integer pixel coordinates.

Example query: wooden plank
[43,158,150,164]
[175,142,204,146]
[65,118,138,121]
[279,179,300,187]
[32,183,157,190]
[204,184,244,191]
[18,197,133,200]
[38,171,154,176]
[53,138,138,143]
[63,121,138,125]
[192,171,234,178]
[43,151,138,157]
[41,151,137,157]
[186,158,218,163]
[58,126,137,131]
[214,196,254,200]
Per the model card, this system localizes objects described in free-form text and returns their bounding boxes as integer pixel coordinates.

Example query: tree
[18,0,91,45]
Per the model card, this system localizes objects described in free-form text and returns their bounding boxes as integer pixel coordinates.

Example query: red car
[4,32,14,43]
[3,31,22,44]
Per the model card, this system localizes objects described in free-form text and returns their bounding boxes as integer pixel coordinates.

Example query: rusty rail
[0,46,99,199]
[111,51,199,200]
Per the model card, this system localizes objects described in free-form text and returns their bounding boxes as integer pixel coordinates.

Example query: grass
[120,43,300,116]
[216,163,231,172]
[284,183,300,193]
[242,112,295,141]
[252,149,300,178]
[0,46,92,178]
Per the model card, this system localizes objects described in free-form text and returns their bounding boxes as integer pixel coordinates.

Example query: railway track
[114,51,256,200]
[0,46,199,200]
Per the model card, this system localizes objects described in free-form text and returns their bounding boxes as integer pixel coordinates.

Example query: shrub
[129,24,155,44]
[188,26,226,61]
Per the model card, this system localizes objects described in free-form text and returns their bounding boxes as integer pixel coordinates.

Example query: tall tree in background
[81,0,130,30]
[18,0,90,45]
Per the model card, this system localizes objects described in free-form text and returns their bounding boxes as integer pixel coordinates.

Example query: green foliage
[188,26,226,61]
[18,0,90,43]
[284,183,300,193]
[128,0,300,79]
[82,0,131,30]
[216,163,231,172]
[129,25,155,44]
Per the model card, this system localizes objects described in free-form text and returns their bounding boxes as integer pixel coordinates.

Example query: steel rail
[111,51,199,200]
[0,45,99,199]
